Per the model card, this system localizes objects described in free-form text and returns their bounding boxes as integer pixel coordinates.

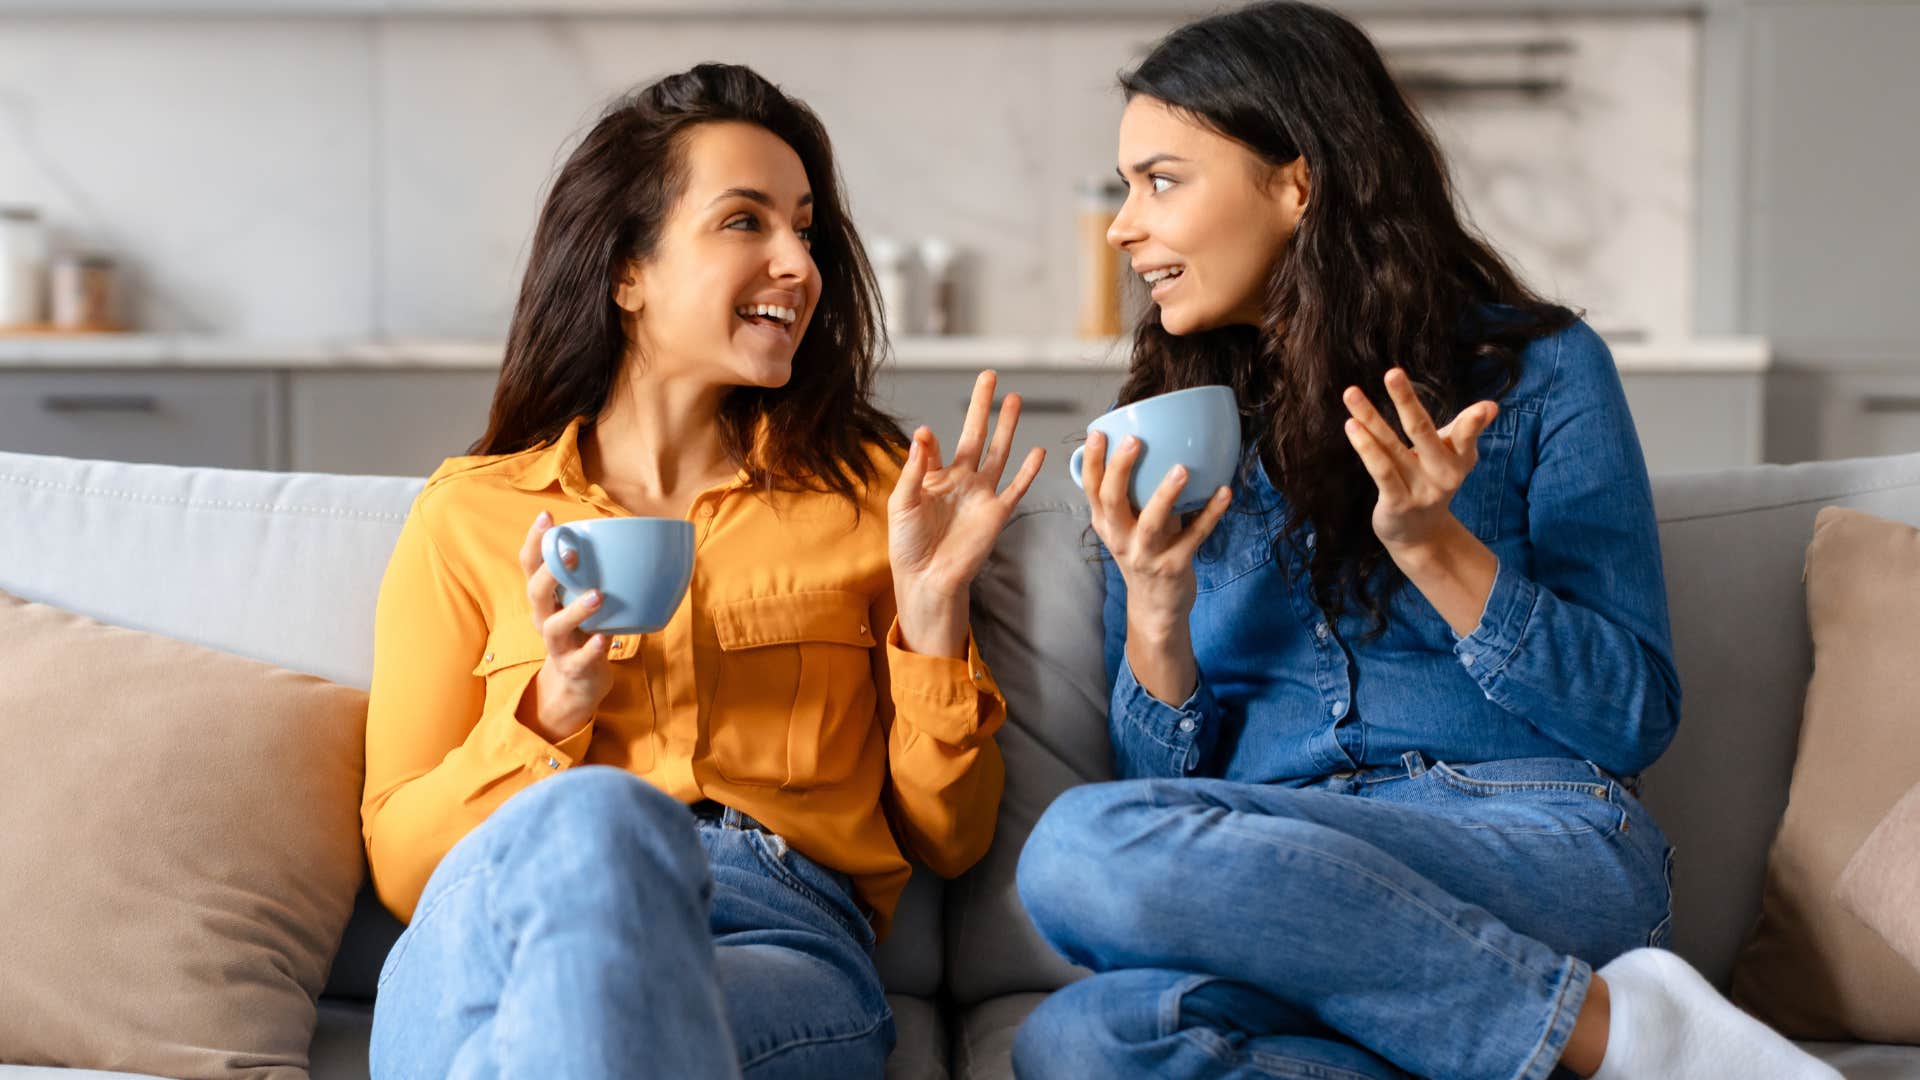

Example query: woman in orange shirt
[362,64,1043,1079]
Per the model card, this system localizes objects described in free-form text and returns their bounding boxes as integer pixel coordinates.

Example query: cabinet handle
[1863,396,1920,414]
[978,396,1080,416]
[39,394,160,414]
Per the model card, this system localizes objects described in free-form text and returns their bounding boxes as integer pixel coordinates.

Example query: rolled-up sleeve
[1448,327,1681,777]
[872,588,1006,879]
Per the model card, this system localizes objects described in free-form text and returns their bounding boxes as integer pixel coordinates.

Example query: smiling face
[1109,96,1310,336]
[615,121,819,390]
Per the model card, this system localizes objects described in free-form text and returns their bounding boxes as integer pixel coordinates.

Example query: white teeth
[736,303,797,326]
[1142,266,1186,285]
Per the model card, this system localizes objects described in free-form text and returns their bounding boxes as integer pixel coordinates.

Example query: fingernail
[1171,465,1187,480]
[1125,435,1141,448]
[585,590,602,607]
[536,510,552,527]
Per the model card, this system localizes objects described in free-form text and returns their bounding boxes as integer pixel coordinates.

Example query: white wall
[0,10,1695,341]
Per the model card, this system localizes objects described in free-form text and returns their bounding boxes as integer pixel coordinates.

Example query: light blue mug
[1068,385,1242,513]
[539,517,696,635]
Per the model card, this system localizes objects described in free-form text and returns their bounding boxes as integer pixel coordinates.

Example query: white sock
[1589,948,1841,1080]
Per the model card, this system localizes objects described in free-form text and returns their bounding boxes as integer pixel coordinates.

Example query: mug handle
[540,523,595,596]
[1069,445,1086,489]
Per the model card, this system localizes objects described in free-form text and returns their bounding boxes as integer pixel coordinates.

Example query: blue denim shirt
[1102,317,1681,784]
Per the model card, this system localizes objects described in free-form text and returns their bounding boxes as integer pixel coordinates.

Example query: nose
[1107,190,1145,251]
[770,227,815,287]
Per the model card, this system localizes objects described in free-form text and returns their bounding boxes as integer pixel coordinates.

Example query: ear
[612,259,644,315]
[1278,155,1311,224]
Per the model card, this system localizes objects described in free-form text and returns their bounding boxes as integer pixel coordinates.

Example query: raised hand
[887,370,1046,657]
[1342,367,1499,554]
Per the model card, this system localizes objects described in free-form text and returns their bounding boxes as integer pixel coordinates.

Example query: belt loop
[1401,750,1428,778]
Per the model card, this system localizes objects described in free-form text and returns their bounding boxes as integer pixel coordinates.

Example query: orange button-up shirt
[362,417,1006,938]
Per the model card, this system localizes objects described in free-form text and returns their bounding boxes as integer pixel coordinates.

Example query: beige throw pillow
[0,589,367,1078]
[1835,778,1920,978]
[1729,506,1920,1043]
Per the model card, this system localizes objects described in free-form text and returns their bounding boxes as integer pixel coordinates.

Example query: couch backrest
[0,450,945,1002]
[11,446,1920,1004]
[953,451,1920,1002]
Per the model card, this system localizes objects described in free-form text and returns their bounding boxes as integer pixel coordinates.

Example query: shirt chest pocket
[708,590,879,790]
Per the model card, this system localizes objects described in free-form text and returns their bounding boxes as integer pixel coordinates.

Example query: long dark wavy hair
[1117,0,1577,638]
[473,63,904,500]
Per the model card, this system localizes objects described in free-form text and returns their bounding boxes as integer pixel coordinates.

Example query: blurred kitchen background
[0,0,1910,501]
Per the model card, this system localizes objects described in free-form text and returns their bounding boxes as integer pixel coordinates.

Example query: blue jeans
[369,766,894,1080]
[1012,752,1674,1080]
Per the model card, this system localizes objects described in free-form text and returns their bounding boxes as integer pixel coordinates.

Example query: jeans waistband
[1325,750,1642,796]
[688,799,773,834]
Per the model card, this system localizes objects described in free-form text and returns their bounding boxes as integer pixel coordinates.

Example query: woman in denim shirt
[1013,5,1837,1079]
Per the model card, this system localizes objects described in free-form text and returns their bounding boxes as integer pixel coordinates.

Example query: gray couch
[2,444,1919,1079]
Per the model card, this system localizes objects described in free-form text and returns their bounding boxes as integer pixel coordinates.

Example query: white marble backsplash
[0,10,1694,342]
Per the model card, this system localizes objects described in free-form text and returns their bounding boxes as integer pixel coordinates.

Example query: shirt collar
[504,414,756,503]
[504,415,588,496]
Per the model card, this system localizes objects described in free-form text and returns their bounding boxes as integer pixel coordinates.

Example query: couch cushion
[1642,450,1920,990]
[0,590,367,1077]
[949,503,1111,1006]
[1836,777,1920,977]
[953,993,1048,1080]
[1728,506,1920,1041]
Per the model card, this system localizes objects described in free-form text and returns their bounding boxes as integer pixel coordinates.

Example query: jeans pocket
[1428,758,1623,836]
[746,830,876,950]
[1648,845,1677,948]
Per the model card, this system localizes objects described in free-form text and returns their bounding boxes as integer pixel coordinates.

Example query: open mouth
[735,303,799,338]
[1142,266,1186,298]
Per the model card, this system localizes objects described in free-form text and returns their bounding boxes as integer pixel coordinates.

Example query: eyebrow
[707,187,815,211]
[1117,153,1191,181]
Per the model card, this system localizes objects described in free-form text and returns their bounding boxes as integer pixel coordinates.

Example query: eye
[725,213,759,232]
[1150,174,1176,194]
[797,224,815,245]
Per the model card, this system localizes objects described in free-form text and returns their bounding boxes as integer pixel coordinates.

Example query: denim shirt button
[1314,621,1330,640]
[1330,702,1345,718]
[1177,718,1197,733]
[1463,653,1477,667]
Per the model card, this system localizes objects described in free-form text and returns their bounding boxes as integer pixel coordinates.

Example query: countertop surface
[0,332,1772,373]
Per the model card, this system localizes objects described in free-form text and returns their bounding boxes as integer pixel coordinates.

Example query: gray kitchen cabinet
[288,370,499,477]
[1766,367,1920,465]
[0,370,281,470]
[1619,371,1765,475]
[875,367,1125,505]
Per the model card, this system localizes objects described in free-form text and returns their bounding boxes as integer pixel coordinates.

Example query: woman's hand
[1341,367,1498,555]
[517,511,617,743]
[1081,428,1233,640]
[1342,367,1501,636]
[1082,428,1232,707]
[888,370,1046,658]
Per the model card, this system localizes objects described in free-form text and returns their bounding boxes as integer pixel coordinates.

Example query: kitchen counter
[0,333,1770,374]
